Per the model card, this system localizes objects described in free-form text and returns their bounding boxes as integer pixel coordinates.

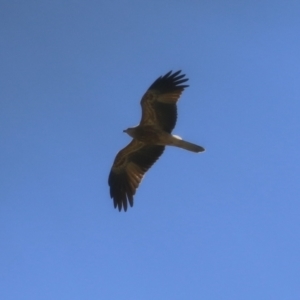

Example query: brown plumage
[108,70,205,211]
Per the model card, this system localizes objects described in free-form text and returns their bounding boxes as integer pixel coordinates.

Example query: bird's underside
[124,125,205,153]
[108,70,205,211]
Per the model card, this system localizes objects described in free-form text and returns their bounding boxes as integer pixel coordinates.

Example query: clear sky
[1,1,300,299]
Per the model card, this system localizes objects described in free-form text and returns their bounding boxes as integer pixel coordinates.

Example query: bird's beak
[123,129,126,133]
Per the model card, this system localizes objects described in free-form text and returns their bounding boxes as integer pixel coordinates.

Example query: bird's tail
[170,135,205,153]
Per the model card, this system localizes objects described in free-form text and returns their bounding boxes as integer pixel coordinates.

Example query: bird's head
[123,127,136,138]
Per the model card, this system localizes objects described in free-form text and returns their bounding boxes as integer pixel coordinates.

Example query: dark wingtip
[109,171,135,212]
[149,70,189,92]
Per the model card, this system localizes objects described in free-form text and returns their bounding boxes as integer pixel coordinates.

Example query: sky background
[1,1,300,299]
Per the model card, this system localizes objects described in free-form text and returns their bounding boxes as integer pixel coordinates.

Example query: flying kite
[108,70,205,211]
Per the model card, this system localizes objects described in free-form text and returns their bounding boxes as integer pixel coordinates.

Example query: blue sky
[1,1,300,299]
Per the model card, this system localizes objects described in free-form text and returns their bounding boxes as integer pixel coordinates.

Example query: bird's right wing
[108,139,165,211]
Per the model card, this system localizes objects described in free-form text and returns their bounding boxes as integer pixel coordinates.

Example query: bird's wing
[140,70,189,133]
[108,139,165,211]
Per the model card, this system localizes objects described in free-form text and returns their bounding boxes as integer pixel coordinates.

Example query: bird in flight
[108,70,205,211]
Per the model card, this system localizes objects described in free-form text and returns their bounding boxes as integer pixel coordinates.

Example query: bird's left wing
[108,139,165,211]
[140,70,189,133]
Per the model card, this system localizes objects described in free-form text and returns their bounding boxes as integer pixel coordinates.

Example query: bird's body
[124,125,164,144]
[108,70,205,211]
[124,125,204,152]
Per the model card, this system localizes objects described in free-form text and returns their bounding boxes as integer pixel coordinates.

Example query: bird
[108,70,205,211]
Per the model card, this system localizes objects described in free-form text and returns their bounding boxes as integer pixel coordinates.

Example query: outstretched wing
[140,70,189,133]
[108,139,165,211]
